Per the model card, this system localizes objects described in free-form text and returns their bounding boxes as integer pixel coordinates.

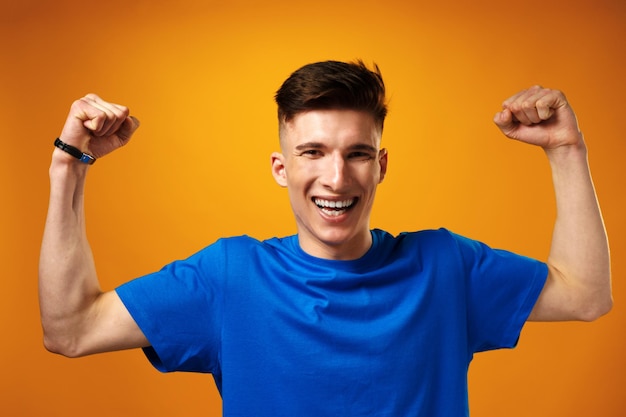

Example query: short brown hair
[275,60,388,131]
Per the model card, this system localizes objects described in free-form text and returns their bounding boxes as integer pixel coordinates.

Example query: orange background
[1,0,624,415]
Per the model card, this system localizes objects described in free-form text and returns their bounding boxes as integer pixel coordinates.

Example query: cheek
[360,164,383,187]
[286,161,320,185]
[284,172,310,200]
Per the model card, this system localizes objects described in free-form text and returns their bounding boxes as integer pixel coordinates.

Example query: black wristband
[53,138,96,165]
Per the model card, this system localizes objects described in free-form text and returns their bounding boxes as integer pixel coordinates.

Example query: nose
[320,153,351,192]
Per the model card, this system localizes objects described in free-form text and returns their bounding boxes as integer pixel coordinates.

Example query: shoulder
[373,227,462,250]
[368,228,472,271]
[198,235,281,255]
[203,235,298,266]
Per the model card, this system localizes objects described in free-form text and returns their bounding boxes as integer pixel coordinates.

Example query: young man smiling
[40,60,611,415]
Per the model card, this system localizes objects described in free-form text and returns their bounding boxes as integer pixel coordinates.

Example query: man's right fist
[58,94,140,160]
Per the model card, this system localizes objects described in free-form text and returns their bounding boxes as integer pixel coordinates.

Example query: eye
[300,149,323,158]
[348,151,374,160]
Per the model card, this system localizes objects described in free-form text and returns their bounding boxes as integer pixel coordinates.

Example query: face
[271,109,387,260]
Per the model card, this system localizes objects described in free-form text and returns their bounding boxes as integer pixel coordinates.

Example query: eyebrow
[294,142,325,151]
[349,144,378,153]
[294,142,378,153]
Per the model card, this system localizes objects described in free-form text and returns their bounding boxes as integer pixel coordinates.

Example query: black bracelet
[53,138,96,165]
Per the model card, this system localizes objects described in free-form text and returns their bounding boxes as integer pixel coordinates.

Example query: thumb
[118,116,141,141]
[493,108,516,135]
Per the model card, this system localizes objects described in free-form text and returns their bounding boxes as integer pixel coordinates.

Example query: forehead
[281,109,381,148]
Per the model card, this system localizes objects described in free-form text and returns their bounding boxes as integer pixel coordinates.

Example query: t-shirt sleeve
[115,241,225,374]
[448,231,548,353]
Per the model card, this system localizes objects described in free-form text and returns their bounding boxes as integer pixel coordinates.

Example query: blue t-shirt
[116,228,547,416]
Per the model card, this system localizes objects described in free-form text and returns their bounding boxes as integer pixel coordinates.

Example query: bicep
[528,264,582,322]
[82,290,150,355]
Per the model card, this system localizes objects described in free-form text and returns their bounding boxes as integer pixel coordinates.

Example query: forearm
[544,138,612,320]
[39,150,103,354]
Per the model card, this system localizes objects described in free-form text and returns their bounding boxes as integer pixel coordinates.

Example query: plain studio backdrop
[1,0,624,415]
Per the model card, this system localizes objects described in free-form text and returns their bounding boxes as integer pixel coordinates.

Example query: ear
[378,148,388,184]
[271,152,288,187]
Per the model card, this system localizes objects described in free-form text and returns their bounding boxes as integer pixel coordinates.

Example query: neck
[298,229,372,261]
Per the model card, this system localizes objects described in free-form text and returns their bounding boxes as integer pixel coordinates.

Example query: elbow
[42,333,75,358]
[41,321,86,358]
[42,335,65,356]
[581,273,614,321]
[589,297,613,321]
[43,334,84,358]
[577,294,613,322]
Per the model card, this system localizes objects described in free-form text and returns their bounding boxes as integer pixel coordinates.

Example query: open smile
[313,198,357,217]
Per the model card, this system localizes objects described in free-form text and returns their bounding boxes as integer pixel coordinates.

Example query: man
[40,60,611,415]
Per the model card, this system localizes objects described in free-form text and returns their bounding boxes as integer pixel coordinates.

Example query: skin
[271,109,387,260]
[39,95,148,356]
[494,86,612,321]
[39,86,611,358]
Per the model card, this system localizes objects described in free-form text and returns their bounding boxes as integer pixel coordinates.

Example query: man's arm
[494,86,612,322]
[39,94,148,357]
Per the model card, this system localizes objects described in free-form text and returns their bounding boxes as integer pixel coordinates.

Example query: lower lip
[316,204,355,222]
[319,207,349,217]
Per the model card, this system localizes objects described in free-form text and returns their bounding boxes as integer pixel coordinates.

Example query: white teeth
[314,198,354,209]
[321,208,343,217]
